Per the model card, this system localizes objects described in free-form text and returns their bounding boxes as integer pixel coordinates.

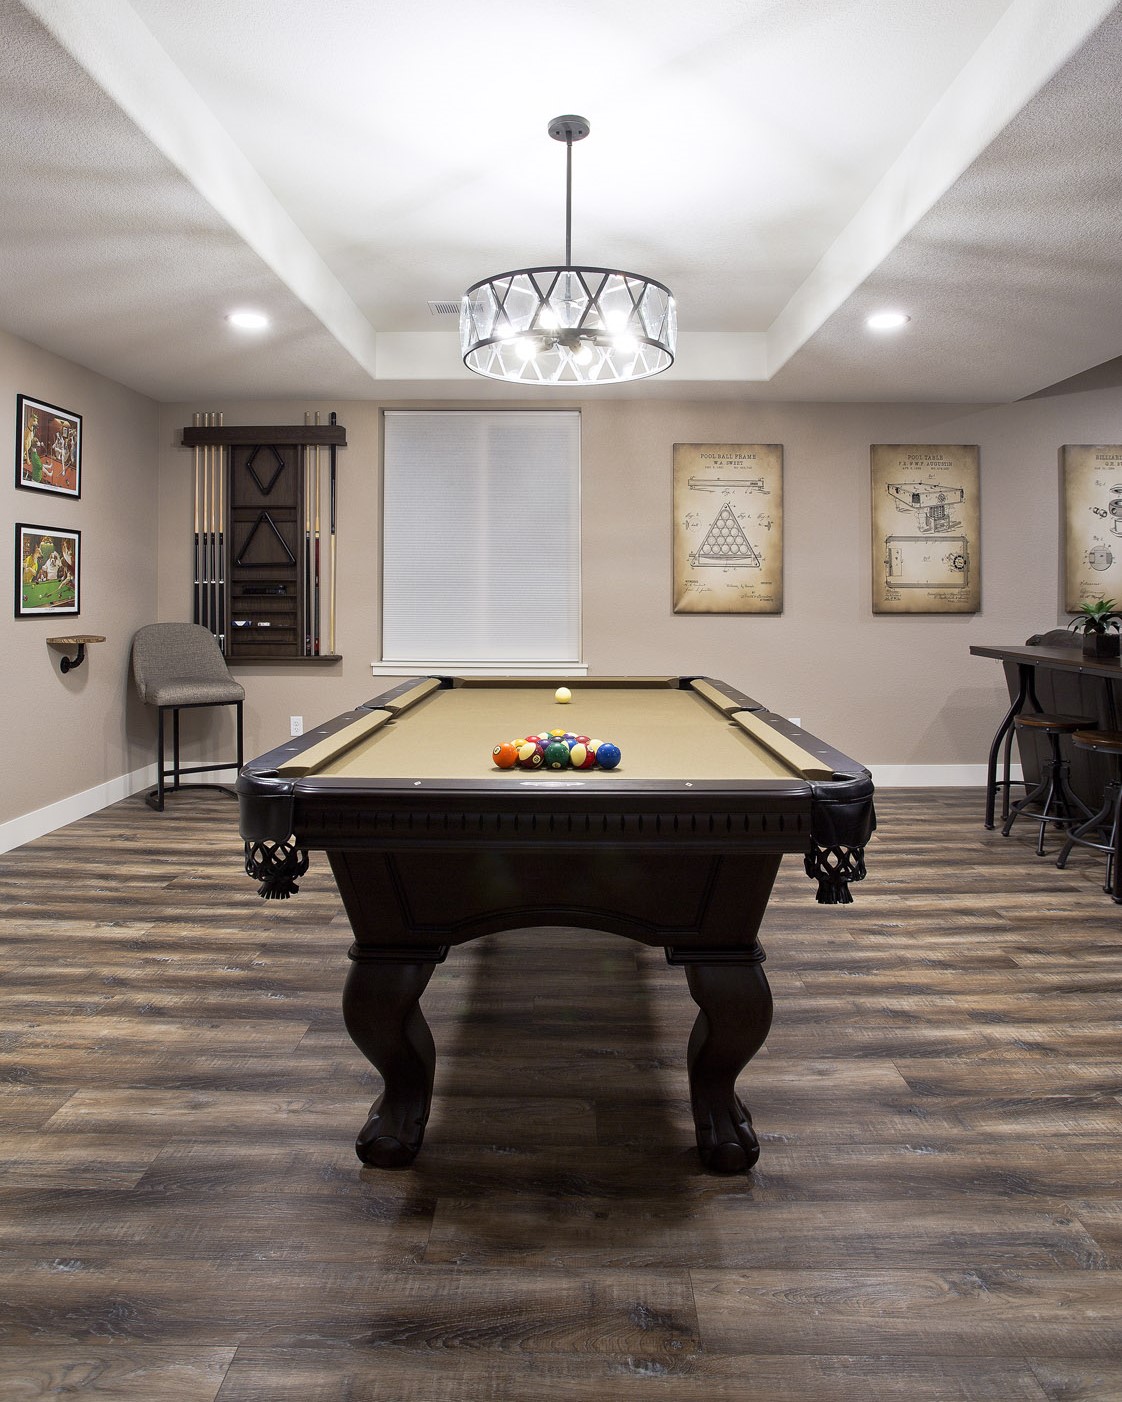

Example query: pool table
[238,676,875,1173]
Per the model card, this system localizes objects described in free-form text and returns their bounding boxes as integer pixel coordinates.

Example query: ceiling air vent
[427,300,461,316]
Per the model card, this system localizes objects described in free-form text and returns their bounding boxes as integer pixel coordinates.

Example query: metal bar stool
[1056,729,1122,902]
[1001,713,1097,855]
[131,623,245,812]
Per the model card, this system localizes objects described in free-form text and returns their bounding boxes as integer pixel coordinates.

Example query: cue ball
[555,686,572,703]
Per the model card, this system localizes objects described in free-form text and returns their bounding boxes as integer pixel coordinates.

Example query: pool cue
[313,413,321,655]
[207,412,218,635]
[216,411,225,649]
[192,412,202,625]
[303,417,312,655]
[329,410,337,655]
[202,413,211,632]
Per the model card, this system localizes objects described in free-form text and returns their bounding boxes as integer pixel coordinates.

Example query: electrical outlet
[788,717,801,727]
[290,716,303,736]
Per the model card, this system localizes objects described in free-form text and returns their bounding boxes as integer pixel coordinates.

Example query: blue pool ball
[596,741,621,770]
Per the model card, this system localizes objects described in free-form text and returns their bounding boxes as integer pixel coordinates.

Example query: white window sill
[372,661,589,679]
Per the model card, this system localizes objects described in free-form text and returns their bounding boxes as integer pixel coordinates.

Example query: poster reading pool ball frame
[15,522,80,618]
[673,443,784,613]
[15,394,82,498]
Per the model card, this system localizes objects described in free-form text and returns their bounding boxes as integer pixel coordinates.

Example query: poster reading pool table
[673,443,783,613]
[871,444,980,614]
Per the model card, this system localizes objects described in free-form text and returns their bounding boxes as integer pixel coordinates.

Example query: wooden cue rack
[182,418,345,662]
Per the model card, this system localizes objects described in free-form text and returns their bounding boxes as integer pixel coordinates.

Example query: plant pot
[1081,631,1121,658]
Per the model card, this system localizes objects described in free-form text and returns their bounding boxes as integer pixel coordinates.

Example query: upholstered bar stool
[131,623,245,811]
[1001,712,1097,856]
[1056,729,1122,902]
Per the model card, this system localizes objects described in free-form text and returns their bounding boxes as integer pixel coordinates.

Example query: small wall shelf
[47,635,105,673]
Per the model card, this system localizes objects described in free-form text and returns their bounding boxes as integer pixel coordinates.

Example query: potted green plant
[1069,598,1122,657]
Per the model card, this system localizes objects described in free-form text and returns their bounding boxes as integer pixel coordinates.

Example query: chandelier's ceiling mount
[460,114,676,386]
[547,115,590,144]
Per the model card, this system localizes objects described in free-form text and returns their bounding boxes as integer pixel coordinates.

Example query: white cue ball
[555,686,572,703]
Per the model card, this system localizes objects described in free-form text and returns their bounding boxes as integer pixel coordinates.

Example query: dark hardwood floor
[0,788,1119,1400]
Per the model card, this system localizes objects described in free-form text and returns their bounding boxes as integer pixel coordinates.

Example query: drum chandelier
[460,116,676,386]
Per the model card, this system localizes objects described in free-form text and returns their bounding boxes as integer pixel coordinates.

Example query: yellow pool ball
[555,686,572,703]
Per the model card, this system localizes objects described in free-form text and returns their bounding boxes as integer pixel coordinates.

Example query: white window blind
[381,411,582,670]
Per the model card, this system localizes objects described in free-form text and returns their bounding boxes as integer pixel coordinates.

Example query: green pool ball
[543,740,571,769]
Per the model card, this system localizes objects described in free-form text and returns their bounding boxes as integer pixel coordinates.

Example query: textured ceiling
[2,0,1120,402]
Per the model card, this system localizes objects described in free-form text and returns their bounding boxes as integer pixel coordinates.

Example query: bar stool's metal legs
[1001,720,1095,856]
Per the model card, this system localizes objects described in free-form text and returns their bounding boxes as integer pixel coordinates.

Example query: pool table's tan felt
[302,683,824,783]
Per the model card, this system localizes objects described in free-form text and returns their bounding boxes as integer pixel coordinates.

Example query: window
[378,411,583,674]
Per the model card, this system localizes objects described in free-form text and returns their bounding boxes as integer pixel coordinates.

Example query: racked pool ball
[517,739,545,769]
[543,739,571,769]
[555,686,572,703]
[492,741,518,770]
[595,741,621,770]
[569,741,597,769]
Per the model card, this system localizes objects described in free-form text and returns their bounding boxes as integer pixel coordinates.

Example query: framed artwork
[15,523,80,617]
[871,444,980,614]
[673,443,783,613]
[15,394,82,498]
[1062,445,1122,612]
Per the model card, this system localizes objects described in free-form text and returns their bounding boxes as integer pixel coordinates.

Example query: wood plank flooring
[0,788,1119,1400]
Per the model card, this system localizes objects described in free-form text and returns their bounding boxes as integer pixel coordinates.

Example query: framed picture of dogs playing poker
[15,523,80,618]
[15,394,82,499]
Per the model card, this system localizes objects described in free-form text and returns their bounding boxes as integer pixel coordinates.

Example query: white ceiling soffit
[8,0,1122,402]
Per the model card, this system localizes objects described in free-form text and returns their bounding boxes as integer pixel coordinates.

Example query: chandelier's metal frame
[460,116,676,385]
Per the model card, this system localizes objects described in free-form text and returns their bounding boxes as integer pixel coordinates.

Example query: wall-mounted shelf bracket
[48,634,105,673]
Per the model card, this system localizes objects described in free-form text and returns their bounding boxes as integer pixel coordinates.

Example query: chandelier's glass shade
[461,265,676,385]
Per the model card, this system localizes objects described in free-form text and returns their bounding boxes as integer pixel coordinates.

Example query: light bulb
[227,310,269,330]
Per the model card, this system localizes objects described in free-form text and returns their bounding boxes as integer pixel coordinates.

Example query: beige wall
[1,328,159,831]
[4,343,1120,836]
[155,382,1122,774]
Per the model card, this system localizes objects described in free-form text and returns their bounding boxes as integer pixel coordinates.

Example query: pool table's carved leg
[342,949,444,1169]
[672,948,773,1174]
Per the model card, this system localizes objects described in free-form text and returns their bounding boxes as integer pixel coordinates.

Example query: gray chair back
[131,623,244,707]
[1025,628,1081,648]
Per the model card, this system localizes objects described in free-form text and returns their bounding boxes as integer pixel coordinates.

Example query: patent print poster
[872,444,980,614]
[1062,445,1122,612]
[673,444,783,614]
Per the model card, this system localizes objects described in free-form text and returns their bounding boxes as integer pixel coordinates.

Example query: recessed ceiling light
[227,310,269,330]
[866,311,910,331]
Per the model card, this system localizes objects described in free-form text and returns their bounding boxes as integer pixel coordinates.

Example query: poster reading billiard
[1061,445,1122,612]
[871,444,980,614]
[673,444,783,613]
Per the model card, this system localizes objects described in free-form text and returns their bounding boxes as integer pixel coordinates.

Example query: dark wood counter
[971,642,1122,827]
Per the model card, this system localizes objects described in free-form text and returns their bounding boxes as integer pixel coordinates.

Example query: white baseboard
[0,763,238,854]
[870,763,1021,788]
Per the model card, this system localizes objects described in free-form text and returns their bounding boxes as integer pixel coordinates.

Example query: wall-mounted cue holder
[47,635,105,673]
[182,415,345,662]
